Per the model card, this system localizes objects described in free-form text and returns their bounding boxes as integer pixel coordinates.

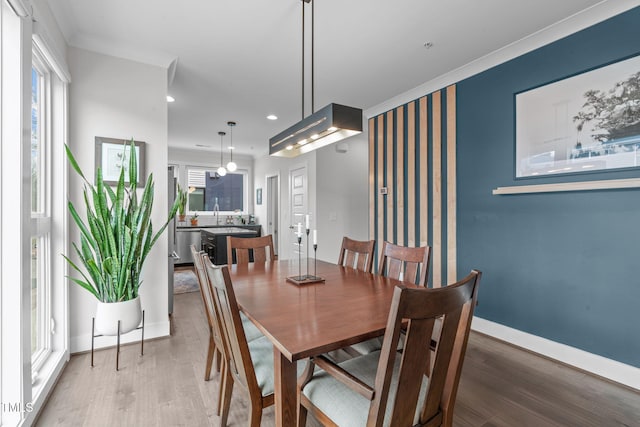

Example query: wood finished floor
[36,291,640,427]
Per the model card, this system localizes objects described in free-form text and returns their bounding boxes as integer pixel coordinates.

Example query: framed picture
[515,54,640,178]
[256,188,262,205]
[95,137,146,187]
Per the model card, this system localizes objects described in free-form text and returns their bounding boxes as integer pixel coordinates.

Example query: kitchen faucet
[213,197,220,225]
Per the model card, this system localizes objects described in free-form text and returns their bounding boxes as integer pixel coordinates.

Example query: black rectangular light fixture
[269,103,362,157]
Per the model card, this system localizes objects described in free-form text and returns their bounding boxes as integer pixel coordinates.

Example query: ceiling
[47,0,618,158]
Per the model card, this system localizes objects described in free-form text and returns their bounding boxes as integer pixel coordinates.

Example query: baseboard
[70,320,170,354]
[471,316,640,391]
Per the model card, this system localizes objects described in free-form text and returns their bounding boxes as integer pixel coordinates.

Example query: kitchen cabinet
[201,227,260,265]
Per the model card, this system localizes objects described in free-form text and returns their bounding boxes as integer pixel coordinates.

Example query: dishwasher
[176,228,201,265]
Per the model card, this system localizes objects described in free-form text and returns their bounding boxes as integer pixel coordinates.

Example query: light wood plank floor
[36,291,640,426]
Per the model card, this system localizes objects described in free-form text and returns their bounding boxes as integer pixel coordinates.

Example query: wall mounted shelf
[493,178,640,195]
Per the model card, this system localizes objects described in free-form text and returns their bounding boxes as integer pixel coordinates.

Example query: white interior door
[288,165,307,260]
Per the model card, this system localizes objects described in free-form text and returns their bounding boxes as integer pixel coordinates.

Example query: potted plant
[63,140,180,335]
[190,211,199,226]
[176,185,187,222]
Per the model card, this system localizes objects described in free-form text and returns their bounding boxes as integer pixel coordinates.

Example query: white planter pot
[95,296,142,336]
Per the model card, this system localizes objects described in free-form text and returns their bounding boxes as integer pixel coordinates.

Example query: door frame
[265,171,280,257]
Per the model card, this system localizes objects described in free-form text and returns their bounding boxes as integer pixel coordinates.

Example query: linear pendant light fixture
[269,0,362,157]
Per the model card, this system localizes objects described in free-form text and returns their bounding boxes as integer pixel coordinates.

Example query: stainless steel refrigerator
[167,166,179,315]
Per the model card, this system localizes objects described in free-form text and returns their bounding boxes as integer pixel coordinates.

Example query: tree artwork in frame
[95,137,146,187]
[515,54,640,178]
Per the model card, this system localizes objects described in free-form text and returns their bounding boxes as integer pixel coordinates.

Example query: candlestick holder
[286,235,324,285]
[313,243,318,278]
[305,228,310,279]
[297,234,303,280]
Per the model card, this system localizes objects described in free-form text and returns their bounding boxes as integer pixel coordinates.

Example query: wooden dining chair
[348,241,432,356]
[337,236,376,273]
[227,234,275,266]
[378,240,432,286]
[203,258,304,426]
[190,245,224,382]
[190,245,234,419]
[190,246,264,417]
[298,270,482,427]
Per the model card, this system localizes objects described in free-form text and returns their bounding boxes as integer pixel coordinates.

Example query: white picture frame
[515,54,640,178]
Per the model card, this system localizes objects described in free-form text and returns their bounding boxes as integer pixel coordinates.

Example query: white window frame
[30,47,53,372]
[185,165,249,215]
[1,4,70,426]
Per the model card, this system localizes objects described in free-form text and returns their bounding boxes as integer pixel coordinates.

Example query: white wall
[252,135,367,263]
[253,151,317,260]
[315,134,369,263]
[67,47,170,352]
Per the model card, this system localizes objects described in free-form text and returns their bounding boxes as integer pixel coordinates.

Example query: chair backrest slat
[337,236,375,273]
[377,241,432,286]
[227,234,275,266]
[190,245,214,328]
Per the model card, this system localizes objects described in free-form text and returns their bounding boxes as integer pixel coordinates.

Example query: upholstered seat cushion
[302,350,428,427]
[248,336,307,397]
[241,312,263,342]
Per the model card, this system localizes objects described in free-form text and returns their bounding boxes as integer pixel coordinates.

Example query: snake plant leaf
[128,138,138,192]
[64,144,88,184]
[62,255,99,298]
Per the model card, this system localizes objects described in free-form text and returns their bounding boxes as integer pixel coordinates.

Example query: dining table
[228,259,417,427]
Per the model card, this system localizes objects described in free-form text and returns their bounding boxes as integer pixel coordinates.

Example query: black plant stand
[91,310,145,371]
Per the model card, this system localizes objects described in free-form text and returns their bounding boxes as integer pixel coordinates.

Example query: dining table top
[228,259,416,362]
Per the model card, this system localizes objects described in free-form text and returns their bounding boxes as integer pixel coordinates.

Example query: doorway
[266,174,279,256]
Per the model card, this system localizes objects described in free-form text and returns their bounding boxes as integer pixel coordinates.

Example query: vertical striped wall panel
[369,85,456,287]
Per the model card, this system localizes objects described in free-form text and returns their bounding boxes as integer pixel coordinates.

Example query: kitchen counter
[176,225,261,265]
[201,227,257,235]
[176,222,259,230]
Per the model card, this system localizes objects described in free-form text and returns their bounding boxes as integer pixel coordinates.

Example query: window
[2,3,70,423]
[186,167,248,214]
[30,49,52,368]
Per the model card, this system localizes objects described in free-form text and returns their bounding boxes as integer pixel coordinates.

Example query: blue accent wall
[457,7,640,367]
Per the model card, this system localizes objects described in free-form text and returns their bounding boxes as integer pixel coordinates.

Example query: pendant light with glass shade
[217,131,227,177]
[226,121,237,172]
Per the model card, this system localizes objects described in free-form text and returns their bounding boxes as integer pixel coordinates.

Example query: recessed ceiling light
[267,114,278,120]
[166,95,175,102]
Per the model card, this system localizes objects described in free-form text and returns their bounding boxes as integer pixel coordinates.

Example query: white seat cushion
[240,312,263,342]
[302,350,428,427]
[248,336,307,397]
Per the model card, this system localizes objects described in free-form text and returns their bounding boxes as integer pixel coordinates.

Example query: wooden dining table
[228,259,416,427]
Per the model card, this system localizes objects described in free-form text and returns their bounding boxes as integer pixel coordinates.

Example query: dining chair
[378,241,432,286]
[190,245,224,382]
[337,236,376,273]
[298,270,482,427]
[203,257,305,426]
[190,246,264,417]
[227,234,275,266]
[349,241,432,356]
